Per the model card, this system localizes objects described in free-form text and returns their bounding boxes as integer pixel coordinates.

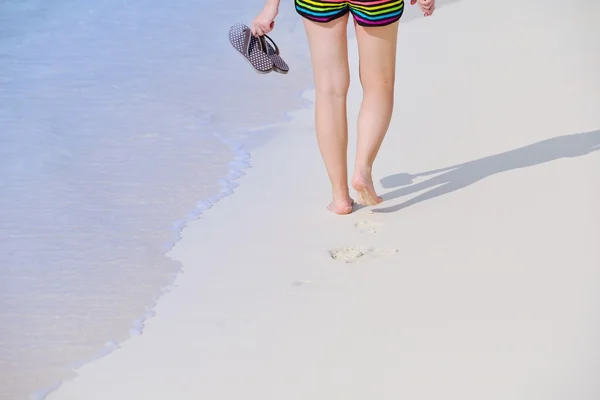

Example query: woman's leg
[352,20,400,205]
[303,15,354,215]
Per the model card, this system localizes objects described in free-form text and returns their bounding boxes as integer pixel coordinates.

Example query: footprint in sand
[354,220,383,235]
[292,280,312,287]
[329,246,398,263]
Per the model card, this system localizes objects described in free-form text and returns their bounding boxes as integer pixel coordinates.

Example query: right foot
[327,197,354,215]
[352,171,383,206]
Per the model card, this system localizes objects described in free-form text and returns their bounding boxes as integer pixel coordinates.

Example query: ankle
[353,164,372,179]
[332,187,350,202]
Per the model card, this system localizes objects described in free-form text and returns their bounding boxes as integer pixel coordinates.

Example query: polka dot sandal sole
[259,35,290,74]
[228,23,274,74]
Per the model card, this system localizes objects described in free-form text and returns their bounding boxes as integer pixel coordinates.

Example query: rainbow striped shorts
[295,0,404,27]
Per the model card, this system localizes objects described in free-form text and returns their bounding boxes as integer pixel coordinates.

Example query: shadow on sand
[373,129,600,213]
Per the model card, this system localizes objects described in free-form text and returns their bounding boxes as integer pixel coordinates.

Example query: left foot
[352,170,383,206]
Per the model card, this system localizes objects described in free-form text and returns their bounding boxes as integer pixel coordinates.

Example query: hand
[410,0,435,16]
[251,4,278,37]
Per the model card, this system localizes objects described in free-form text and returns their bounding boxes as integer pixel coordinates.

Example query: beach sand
[47,0,600,399]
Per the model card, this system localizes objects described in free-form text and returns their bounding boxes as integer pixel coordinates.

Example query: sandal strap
[259,34,280,55]
[243,26,263,57]
[242,26,253,56]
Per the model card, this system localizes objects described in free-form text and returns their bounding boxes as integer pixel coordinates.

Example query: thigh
[302,14,351,93]
[353,18,400,89]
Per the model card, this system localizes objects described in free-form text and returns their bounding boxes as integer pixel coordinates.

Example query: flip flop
[258,34,290,74]
[228,23,274,74]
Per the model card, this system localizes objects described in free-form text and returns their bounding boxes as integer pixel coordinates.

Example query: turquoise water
[0,0,312,397]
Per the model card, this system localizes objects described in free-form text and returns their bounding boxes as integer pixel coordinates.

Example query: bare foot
[327,197,354,215]
[352,171,383,206]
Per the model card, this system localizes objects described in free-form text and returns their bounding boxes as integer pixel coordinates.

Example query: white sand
[47,0,600,399]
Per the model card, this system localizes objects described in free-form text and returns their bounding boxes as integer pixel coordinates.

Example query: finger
[411,0,417,5]
[419,0,433,9]
[260,23,272,34]
[255,26,264,37]
[250,21,259,36]
[262,21,275,34]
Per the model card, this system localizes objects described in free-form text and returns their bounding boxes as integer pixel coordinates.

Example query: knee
[360,75,395,99]
[315,74,350,99]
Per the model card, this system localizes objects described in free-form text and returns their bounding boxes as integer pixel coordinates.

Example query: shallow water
[0,0,312,397]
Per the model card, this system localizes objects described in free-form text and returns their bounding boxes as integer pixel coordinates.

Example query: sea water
[0,0,312,397]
